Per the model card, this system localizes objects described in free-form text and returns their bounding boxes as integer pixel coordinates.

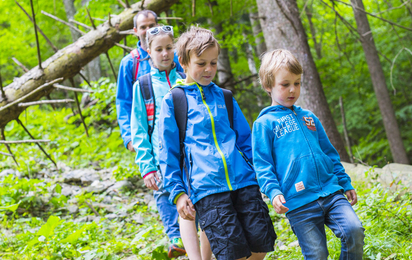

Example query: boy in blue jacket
[252,49,365,260]
[159,27,276,260]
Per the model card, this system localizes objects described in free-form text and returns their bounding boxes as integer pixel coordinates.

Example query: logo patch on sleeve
[295,181,305,192]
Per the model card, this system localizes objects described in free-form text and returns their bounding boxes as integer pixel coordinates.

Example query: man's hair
[176,26,220,66]
[146,26,174,50]
[259,49,303,90]
[133,10,158,28]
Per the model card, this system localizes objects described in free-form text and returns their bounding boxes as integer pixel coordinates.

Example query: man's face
[133,13,157,46]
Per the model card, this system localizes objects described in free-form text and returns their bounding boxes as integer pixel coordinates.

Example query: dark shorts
[194,185,276,260]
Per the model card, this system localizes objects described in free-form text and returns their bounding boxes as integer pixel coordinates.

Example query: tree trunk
[256,0,350,162]
[305,3,322,59]
[249,12,267,57]
[63,0,101,82]
[214,22,235,92]
[0,0,179,129]
[350,0,410,164]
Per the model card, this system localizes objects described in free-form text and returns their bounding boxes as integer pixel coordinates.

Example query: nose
[290,85,296,93]
[205,64,212,72]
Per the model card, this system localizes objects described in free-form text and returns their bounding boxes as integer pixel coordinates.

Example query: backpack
[170,86,234,195]
[137,71,186,139]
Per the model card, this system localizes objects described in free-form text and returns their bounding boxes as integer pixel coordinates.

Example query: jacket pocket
[319,153,334,173]
[199,209,228,255]
[236,145,254,170]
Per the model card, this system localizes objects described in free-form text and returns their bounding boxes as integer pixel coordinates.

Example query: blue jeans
[286,191,365,260]
[153,173,180,241]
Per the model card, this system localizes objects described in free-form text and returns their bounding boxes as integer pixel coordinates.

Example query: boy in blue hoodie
[159,27,276,260]
[252,49,365,260]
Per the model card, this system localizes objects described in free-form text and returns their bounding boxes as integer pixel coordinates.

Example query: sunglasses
[147,26,174,36]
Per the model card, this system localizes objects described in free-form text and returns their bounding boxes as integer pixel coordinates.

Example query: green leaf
[37,215,62,238]
[55,183,62,194]
[0,201,21,212]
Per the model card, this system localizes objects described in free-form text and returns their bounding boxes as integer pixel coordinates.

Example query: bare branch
[158,17,183,20]
[78,73,93,89]
[114,42,134,52]
[41,10,85,35]
[0,78,64,113]
[0,151,12,157]
[30,0,42,70]
[0,70,5,100]
[192,0,196,17]
[69,19,93,30]
[15,1,59,53]
[85,8,97,30]
[18,99,75,107]
[339,97,354,163]
[0,139,50,144]
[119,29,135,35]
[116,0,127,9]
[16,118,57,168]
[69,78,89,137]
[12,57,29,73]
[84,200,100,216]
[91,17,106,22]
[0,128,19,166]
[332,0,412,31]
[105,52,118,80]
[53,84,94,93]
[124,0,131,8]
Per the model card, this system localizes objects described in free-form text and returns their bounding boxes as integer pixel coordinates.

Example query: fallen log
[0,0,179,128]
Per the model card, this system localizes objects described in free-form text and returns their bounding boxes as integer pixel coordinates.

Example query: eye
[282,83,290,87]
[211,62,217,66]
[156,48,162,52]
[167,47,173,50]
[197,63,206,66]
[295,82,300,86]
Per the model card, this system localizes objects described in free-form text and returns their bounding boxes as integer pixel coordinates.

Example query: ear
[147,48,151,56]
[133,27,137,33]
[178,56,187,71]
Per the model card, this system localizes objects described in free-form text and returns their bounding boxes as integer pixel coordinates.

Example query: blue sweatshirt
[252,105,354,213]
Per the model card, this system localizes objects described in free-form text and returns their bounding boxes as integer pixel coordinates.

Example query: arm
[116,56,134,149]
[232,98,253,161]
[314,115,354,192]
[158,94,187,205]
[130,80,158,180]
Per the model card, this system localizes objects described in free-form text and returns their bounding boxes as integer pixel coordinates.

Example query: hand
[127,141,135,152]
[143,172,160,191]
[345,190,358,206]
[176,194,196,221]
[272,195,289,214]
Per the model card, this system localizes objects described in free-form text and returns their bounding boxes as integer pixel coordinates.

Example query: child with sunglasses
[158,26,276,260]
[130,25,212,259]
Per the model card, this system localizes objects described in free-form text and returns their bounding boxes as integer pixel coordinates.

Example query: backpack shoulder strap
[170,87,191,195]
[177,71,186,79]
[137,73,155,138]
[221,88,234,129]
[130,49,140,83]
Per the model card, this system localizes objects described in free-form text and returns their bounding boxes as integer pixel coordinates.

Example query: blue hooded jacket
[131,65,183,178]
[116,41,183,148]
[252,105,354,213]
[159,80,258,205]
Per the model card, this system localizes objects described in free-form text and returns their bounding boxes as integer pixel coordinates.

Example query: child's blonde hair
[176,26,220,66]
[146,26,174,50]
[259,49,303,91]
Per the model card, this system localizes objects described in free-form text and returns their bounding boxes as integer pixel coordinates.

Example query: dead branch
[105,52,118,80]
[84,200,100,216]
[0,128,18,166]
[192,0,196,17]
[339,97,354,163]
[117,0,128,9]
[0,70,5,100]
[0,139,50,144]
[332,0,412,31]
[119,29,135,35]
[0,78,64,113]
[124,0,131,8]
[16,118,57,168]
[158,17,183,20]
[69,78,89,137]
[41,10,85,35]
[0,151,12,157]
[85,8,97,30]
[12,57,29,73]
[18,99,75,107]
[53,84,94,93]
[69,19,93,31]
[15,1,59,53]
[30,0,42,70]
[114,42,134,52]
[78,73,93,89]
[91,17,106,22]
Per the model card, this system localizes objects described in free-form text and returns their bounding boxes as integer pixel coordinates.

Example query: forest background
[0,0,411,259]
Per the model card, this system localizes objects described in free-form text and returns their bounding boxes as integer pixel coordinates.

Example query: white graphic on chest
[273,114,299,138]
[295,181,305,192]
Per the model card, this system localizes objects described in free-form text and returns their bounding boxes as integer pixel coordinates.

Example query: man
[116,10,185,258]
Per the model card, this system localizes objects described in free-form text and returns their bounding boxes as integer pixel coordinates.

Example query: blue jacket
[159,81,258,205]
[252,105,354,213]
[131,65,183,178]
[116,41,183,148]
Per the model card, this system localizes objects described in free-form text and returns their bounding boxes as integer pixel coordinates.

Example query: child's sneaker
[168,237,186,258]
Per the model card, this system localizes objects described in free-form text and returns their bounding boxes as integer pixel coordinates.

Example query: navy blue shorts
[195,185,276,260]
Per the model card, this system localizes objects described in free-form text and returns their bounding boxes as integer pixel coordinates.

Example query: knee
[346,223,365,247]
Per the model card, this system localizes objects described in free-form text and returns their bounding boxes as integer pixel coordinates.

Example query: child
[252,49,365,260]
[130,25,210,259]
[159,27,276,260]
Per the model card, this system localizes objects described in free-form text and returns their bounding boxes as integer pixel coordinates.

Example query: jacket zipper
[165,70,172,88]
[290,107,322,191]
[236,144,254,169]
[196,84,233,191]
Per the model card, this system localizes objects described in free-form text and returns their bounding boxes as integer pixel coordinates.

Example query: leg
[153,188,180,240]
[323,193,365,260]
[286,200,329,260]
[179,217,202,260]
[247,253,266,260]
[200,229,212,260]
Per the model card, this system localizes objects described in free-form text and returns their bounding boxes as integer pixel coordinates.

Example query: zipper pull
[292,108,297,116]
[200,88,206,100]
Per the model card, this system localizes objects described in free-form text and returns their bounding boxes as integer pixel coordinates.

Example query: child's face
[147,35,174,72]
[268,68,301,108]
[182,45,218,86]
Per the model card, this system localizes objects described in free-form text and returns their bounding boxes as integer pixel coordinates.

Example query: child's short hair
[259,49,303,90]
[176,26,221,66]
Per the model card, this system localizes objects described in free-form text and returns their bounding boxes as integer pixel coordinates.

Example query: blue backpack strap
[170,87,190,195]
[221,88,234,129]
[177,71,186,79]
[137,73,155,138]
